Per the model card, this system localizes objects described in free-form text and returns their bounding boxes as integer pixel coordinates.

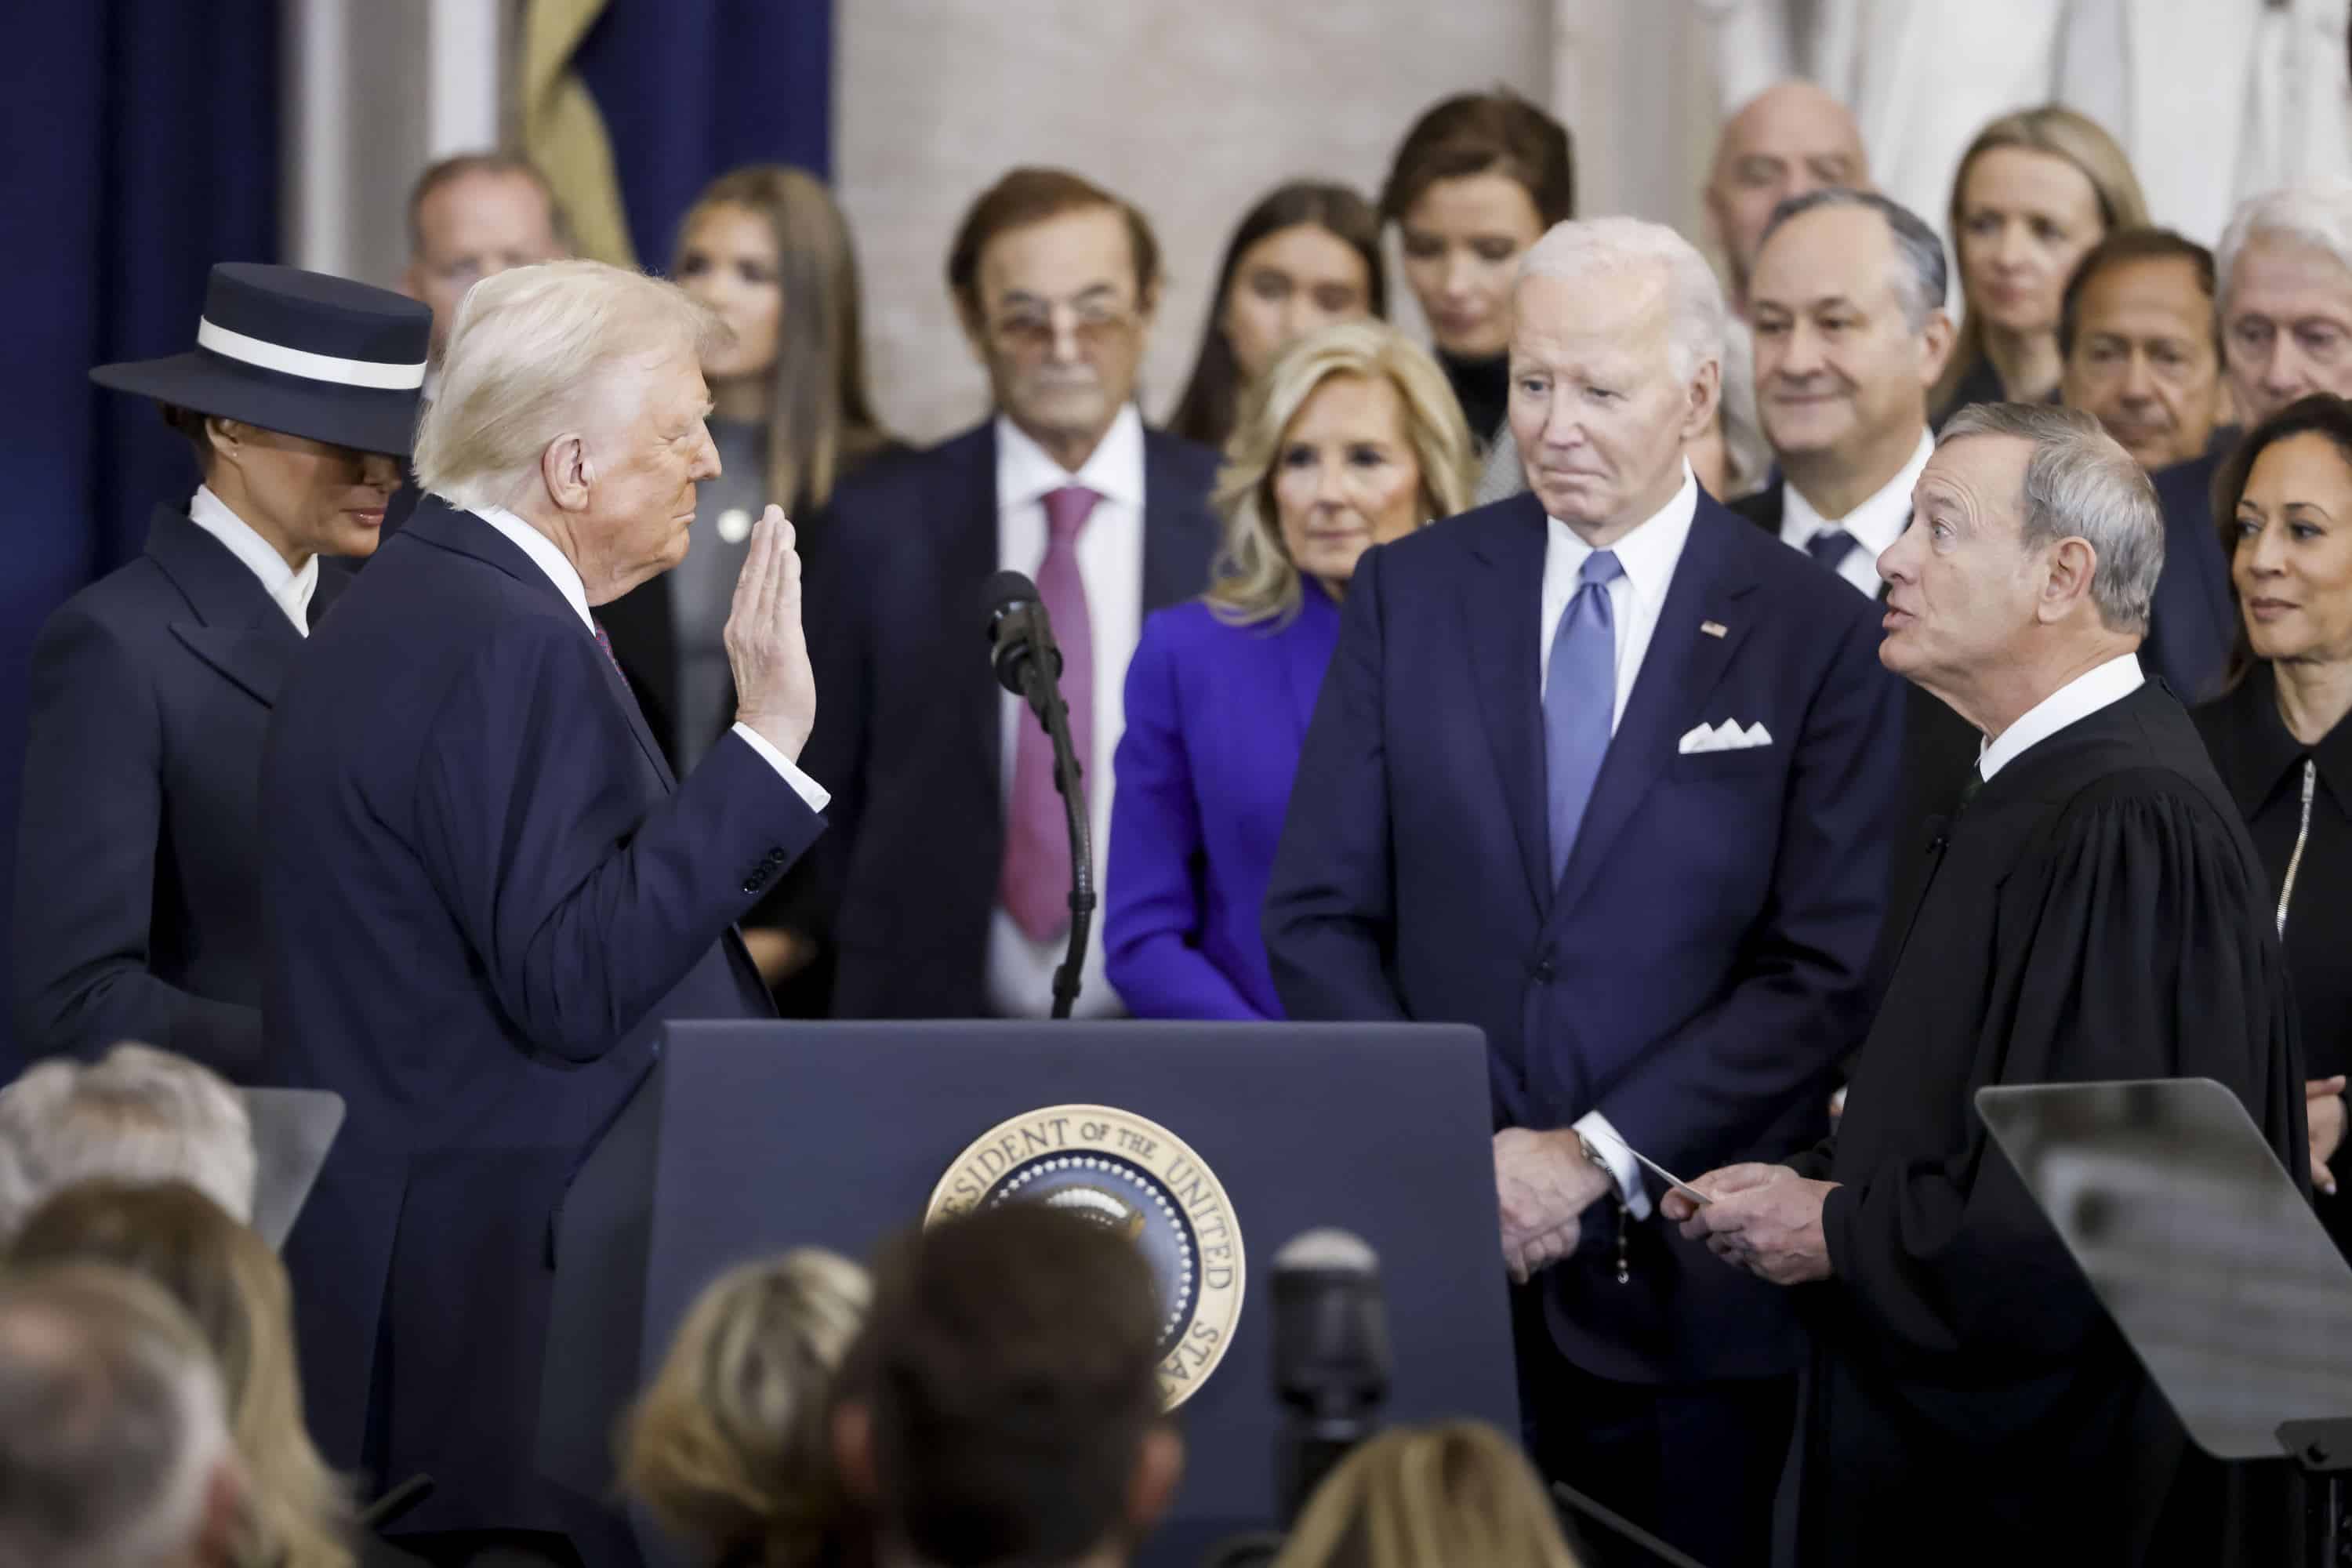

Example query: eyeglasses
[987,296,1139,355]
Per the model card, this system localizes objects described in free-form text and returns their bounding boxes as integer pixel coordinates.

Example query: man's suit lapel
[146,507,303,709]
[1139,430,1219,613]
[1462,495,1554,914]
[401,496,678,790]
[1552,503,1757,920]
[951,425,1008,792]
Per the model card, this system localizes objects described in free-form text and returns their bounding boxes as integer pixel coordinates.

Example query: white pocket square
[1677,718,1773,754]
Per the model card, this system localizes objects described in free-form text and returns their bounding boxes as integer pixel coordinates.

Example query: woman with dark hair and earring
[14,263,428,1080]
[1165,180,1385,453]
[599,164,901,1005]
[2194,392,2352,1255]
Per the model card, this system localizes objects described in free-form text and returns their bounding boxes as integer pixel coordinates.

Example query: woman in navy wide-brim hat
[14,263,431,1079]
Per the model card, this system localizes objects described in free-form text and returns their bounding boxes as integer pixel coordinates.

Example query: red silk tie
[999,485,1099,942]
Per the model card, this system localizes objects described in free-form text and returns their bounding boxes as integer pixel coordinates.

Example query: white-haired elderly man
[2146,179,2352,703]
[256,259,826,1559]
[1668,403,2303,1565]
[0,1043,256,1240]
[0,1264,247,1568]
[1265,216,1903,1567]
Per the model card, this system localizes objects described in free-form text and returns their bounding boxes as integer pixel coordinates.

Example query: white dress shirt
[187,485,317,636]
[1778,430,1933,599]
[1536,463,1703,1217]
[988,405,1148,1019]
[1978,652,2145,782]
[465,501,829,813]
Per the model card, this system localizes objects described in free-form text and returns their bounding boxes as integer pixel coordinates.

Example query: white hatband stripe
[196,318,425,390]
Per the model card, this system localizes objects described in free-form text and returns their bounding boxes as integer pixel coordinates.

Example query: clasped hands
[1662,1163,1838,1286]
[1494,1127,1613,1284]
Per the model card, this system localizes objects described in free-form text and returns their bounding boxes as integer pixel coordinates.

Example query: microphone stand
[1013,615,1093,1021]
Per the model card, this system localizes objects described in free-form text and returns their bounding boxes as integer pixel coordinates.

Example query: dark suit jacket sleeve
[1590,603,1900,1162]
[1262,546,1409,1023]
[13,604,260,1063]
[412,618,823,1063]
[1105,615,1266,1022]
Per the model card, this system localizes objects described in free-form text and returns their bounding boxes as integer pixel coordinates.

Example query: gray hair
[0,1046,255,1241]
[1938,402,2165,634]
[1757,187,1949,331]
[1518,216,1727,386]
[0,1264,236,1568]
[2217,180,2352,311]
[414,259,724,514]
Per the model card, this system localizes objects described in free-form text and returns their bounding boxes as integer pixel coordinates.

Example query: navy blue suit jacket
[2143,437,2239,705]
[1265,490,1902,1383]
[1106,583,1341,1020]
[258,495,822,1534]
[14,507,348,1079]
[797,419,1219,1017]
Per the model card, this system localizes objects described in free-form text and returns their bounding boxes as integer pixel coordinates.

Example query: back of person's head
[1379,91,1576,230]
[412,258,723,514]
[0,1262,244,1568]
[1269,1421,1582,1568]
[622,1249,872,1568]
[0,1046,254,1242]
[4,1183,353,1568]
[837,1205,1179,1568]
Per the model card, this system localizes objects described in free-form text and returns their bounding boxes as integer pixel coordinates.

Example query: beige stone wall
[834,0,1554,445]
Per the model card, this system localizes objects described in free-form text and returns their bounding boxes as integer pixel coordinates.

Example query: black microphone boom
[978,569,1092,1019]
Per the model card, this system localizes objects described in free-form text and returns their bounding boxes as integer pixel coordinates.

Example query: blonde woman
[4,1181,363,1568]
[1105,321,1473,1020]
[620,1249,872,1568]
[1935,106,2151,418]
[1271,1421,1584,1568]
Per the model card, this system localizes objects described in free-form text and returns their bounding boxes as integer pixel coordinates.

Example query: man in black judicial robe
[1668,403,2307,1567]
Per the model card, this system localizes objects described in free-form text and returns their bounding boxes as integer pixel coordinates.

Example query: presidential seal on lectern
[926,1104,1245,1406]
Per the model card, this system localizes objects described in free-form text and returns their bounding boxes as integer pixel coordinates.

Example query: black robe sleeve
[1822,768,2308,1369]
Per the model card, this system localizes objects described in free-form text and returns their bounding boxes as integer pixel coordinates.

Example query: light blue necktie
[1544,550,1623,886]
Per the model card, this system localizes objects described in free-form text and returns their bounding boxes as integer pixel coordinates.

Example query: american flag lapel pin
[1700,620,1728,638]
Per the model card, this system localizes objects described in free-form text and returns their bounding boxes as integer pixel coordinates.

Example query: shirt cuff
[1573,1111,1653,1221]
[730,722,830,814]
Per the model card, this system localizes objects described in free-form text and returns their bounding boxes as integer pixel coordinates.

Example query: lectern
[539,1021,1520,1568]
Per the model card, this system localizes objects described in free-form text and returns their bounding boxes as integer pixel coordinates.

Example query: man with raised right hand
[259,259,826,1563]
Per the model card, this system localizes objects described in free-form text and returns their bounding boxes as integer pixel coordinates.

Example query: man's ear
[539,434,593,514]
[191,1456,249,1568]
[1682,356,1723,445]
[2039,535,2102,623]
[832,1399,880,1505]
[956,292,992,367]
[1125,1423,1185,1537]
[1918,309,1958,392]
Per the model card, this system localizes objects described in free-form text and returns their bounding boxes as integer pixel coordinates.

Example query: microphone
[1271,1228,1390,1525]
[982,569,1062,710]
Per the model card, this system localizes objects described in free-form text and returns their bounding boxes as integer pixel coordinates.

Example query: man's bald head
[1707,81,1871,313]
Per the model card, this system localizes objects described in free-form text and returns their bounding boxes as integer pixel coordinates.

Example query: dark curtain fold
[0,0,280,1072]
[574,0,834,269]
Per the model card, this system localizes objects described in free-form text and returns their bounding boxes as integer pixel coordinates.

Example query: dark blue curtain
[574,0,834,270]
[0,2,281,1070]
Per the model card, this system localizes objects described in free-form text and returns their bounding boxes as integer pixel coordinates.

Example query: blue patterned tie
[1544,550,1624,886]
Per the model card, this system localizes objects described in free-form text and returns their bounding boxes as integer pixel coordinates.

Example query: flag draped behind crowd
[521,0,835,268]
[0,1,281,1073]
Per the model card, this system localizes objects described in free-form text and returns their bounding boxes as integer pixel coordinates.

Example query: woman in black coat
[14,263,428,1078]
[2193,393,2352,1256]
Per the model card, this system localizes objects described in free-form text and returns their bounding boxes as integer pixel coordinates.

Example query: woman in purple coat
[1108,321,1475,1018]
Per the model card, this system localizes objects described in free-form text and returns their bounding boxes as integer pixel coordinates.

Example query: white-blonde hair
[413,258,724,514]
[1518,216,1728,386]
[1207,320,1475,627]
[0,1044,255,1240]
[2217,179,2352,311]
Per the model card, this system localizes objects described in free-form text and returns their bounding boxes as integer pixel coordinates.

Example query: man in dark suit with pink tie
[1265,216,1902,1568]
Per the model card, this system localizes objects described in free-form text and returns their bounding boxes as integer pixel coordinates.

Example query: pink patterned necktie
[1000,485,1099,942]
